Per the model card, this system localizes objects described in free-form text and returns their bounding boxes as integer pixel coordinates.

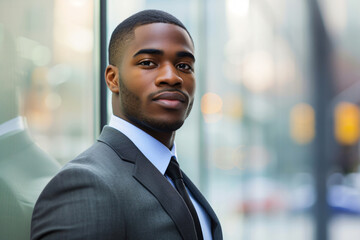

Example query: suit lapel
[98,126,198,240]
[183,173,223,240]
[133,154,198,240]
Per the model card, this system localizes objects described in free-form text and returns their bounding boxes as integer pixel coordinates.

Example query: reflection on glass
[0,0,96,239]
[0,25,60,240]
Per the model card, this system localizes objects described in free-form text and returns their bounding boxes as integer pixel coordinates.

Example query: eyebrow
[133,48,195,62]
[133,49,163,57]
[177,51,195,62]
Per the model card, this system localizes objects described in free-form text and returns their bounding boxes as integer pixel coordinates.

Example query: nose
[155,63,183,87]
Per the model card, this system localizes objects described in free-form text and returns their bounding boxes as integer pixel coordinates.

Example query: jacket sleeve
[30,164,125,240]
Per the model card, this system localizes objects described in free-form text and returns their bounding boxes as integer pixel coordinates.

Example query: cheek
[185,77,196,97]
[122,70,154,93]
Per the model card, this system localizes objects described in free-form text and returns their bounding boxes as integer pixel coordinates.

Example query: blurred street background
[1,0,360,239]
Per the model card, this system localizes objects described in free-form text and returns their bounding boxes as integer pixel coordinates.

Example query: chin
[128,114,185,133]
[148,120,185,132]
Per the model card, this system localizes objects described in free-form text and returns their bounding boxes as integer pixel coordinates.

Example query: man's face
[116,23,195,133]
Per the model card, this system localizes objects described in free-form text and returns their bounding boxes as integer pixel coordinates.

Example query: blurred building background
[1,0,360,239]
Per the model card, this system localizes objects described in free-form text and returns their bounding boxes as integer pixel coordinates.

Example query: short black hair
[108,9,193,66]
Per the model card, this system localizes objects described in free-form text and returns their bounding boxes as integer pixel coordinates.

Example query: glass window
[0,0,97,239]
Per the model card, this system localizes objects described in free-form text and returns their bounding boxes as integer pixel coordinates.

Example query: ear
[105,65,120,94]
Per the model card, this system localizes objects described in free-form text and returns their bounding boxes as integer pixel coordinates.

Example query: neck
[154,131,176,150]
[113,112,176,149]
[136,124,176,149]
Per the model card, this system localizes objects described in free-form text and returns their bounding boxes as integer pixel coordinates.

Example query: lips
[153,91,187,102]
[152,91,188,109]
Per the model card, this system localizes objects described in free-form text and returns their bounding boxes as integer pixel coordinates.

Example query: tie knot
[166,157,183,180]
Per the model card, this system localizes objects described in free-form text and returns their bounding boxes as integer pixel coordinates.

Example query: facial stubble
[118,78,193,133]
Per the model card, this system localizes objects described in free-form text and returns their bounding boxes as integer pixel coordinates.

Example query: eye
[138,60,156,67]
[177,63,193,72]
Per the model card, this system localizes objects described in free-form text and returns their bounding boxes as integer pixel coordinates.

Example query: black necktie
[166,157,204,240]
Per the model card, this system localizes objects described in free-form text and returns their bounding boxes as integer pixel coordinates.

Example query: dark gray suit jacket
[31,126,222,240]
[0,130,60,240]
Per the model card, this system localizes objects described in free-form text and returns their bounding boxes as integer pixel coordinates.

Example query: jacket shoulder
[31,141,131,240]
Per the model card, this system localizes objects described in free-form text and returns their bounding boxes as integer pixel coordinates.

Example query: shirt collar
[0,116,27,137]
[108,115,176,175]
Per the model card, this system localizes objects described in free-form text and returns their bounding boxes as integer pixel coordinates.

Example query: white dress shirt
[109,115,212,240]
[0,116,27,137]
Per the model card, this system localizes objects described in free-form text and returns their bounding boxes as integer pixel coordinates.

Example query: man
[31,9,222,240]
[0,25,60,240]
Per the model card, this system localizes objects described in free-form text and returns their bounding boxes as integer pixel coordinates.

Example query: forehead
[126,23,194,55]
